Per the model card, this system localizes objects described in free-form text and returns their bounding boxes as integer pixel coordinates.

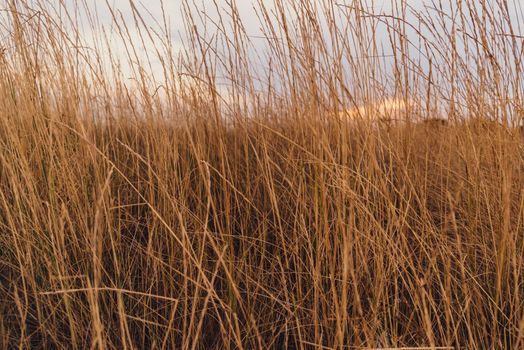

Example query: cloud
[335,97,416,122]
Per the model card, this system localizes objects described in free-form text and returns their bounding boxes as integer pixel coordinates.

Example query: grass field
[1,0,524,348]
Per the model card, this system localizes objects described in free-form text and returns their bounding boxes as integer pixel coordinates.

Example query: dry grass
[1,0,524,348]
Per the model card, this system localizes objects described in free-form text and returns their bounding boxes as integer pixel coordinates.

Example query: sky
[3,0,521,77]
[51,0,429,78]
[1,0,523,109]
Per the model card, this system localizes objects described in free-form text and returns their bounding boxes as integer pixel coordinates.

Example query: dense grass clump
[1,0,524,348]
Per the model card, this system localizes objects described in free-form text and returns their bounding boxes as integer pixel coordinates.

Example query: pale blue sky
[4,1,521,75]
[50,0,429,76]
[1,0,523,103]
[69,1,522,72]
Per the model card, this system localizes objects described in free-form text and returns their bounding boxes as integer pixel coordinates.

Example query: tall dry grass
[0,0,524,348]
